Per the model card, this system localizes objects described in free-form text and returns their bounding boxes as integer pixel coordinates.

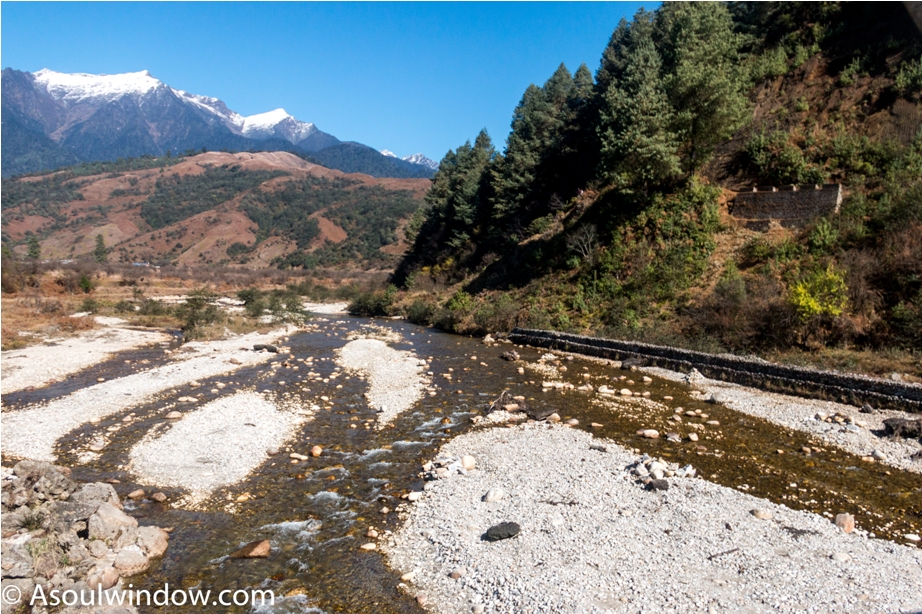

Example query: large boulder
[137,526,169,558]
[113,546,150,576]
[883,417,922,439]
[88,504,138,546]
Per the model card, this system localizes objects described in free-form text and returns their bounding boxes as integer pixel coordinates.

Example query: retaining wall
[508,328,921,412]
[732,184,842,221]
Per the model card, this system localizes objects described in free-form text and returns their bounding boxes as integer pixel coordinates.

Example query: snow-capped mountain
[2,67,434,178]
[402,153,439,171]
[381,150,438,170]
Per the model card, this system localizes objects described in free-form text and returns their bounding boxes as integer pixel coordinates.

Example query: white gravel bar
[302,301,350,314]
[1,321,170,395]
[1,328,294,462]
[385,423,922,614]
[644,367,922,474]
[336,338,426,427]
[129,391,306,500]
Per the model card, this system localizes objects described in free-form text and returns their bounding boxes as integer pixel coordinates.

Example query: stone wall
[508,328,921,412]
[732,184,842,224]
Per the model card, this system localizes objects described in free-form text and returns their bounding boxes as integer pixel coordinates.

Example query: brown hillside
[3,151,429,269]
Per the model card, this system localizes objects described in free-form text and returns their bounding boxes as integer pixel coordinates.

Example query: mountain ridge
[1,68,435,179]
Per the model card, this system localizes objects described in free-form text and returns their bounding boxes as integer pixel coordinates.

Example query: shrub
[895,58,922,97]
[788,265,848,322]
[175,288,224,337]
[138,298,170,316]
[114,300,135,313]
[406,300,435,325]
[80,297,99,313]
[348,286,397,317]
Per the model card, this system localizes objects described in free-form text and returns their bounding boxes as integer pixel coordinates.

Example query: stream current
[2,316,920,613]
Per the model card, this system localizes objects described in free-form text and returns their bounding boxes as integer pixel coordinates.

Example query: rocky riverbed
[1,461,170,614]
[384,422,922,614]
[2,318,921,613]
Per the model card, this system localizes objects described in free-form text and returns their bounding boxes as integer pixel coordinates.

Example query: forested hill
[390,2,922,372]
[1,152,429,270]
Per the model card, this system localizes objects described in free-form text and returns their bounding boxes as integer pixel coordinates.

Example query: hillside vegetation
[386,2,922,375]
[1,152,428,270]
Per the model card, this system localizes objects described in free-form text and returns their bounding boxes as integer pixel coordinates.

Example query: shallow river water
[2,317,920,613]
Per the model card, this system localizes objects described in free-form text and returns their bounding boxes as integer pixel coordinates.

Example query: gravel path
[644,367,922,474]
[1,328,295,462]
[0,320,170,395]
[129,391,307,503]
[384,423,922,614]
[336,338,427,427]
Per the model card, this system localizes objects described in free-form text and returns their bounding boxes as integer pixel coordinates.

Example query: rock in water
[253,344,279,353]
[500,350,520,361]
[484,522,520,541]
[230,539,271,558]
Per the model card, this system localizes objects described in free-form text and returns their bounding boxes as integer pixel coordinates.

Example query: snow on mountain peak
[380,149,398,158]
[33,68,164,103]
[402,153,440,171]
[239,108,317,143]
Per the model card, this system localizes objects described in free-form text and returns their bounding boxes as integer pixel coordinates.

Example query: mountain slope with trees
[390,2,922,375]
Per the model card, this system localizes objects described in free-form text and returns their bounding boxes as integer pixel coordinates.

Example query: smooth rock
[359,543,377,551]
[114,546,150,576]
[310,445,323,457]
[484,522,520,541]
[86,565,119,591]
[461,455,476,470]
[400,571,416,582]
[127,489,145,501]
[165,412,182,420]
[751,508,773,520]
[646,479,669,491]
[450,567,466,579]
[831,552,851,562]
[88,503,138,542]
[835,513,855,534]
[483,487,505,502]
[642,429,659,439]
[546,413,561,423]
[230,539,271,558]
[151,492,167,503]
[137,526,169,558]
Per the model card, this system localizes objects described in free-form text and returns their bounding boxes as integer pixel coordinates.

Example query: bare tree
[566,224,599,266]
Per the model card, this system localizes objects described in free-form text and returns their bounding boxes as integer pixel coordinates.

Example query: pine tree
[27,236,41,260]
[655,2,749,169]
[94,234,108,263]
[598,34,680,191]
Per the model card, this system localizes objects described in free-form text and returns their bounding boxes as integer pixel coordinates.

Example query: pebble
[750,508,773,520]
[310,445,323,457]
[127,489,145,500]
[483,487,505,502]
[565,419,579,426]
[165,411,182,420]
[871,449,886,461]
[360,543,377,551]
[687,433,699,442]
[400,571,416,582]
[151,492,167,503]
[835,513,855,534]
[461,455,476,470]
[831,552,851,562]
[641,429,659,439]
[591,422,604,429]
[905,534,921,542]
[546,413,561,423]
[366,529,379,538]
[450,567,466,579]
[620,389,633,396]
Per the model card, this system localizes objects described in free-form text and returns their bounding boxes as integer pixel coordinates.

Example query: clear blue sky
[2,2,653,160]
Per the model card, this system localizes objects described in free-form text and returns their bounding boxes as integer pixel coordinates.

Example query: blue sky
[2,2,652,160]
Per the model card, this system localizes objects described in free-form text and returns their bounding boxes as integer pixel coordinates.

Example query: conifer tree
[94,234,108,263]
[27,236,41,260]
[598,35,680,191]
[655,2,749,169]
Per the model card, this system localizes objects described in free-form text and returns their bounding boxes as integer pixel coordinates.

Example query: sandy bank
[1,327,297,462]
[644,367,922,474]
[385,423,922,614]
[1,320,171,395]
[129,391,308,504]
[336,338,427,427]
